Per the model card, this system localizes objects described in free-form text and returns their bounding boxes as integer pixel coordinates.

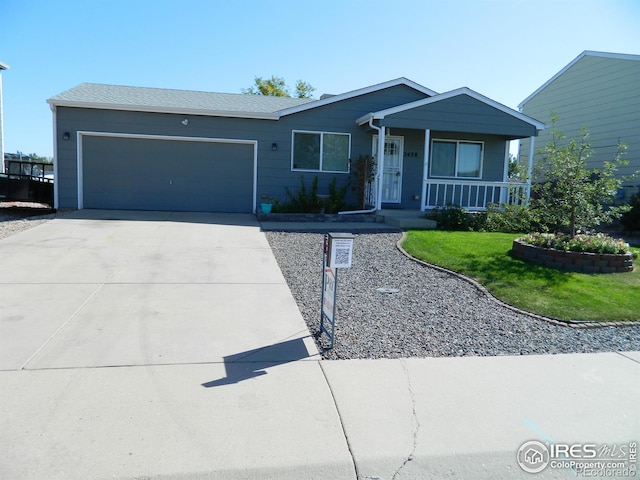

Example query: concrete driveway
[0,210,354,480]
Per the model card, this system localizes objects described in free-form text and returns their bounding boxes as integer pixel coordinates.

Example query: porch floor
[377,209,437,230]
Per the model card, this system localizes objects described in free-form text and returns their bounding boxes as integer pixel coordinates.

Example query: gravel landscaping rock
[265,231,640,360]
[0,209,58,240]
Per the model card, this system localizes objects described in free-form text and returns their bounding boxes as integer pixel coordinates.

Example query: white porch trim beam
[421,129,431,212]
[500,140,510,203]
[527,135,536,201]
[376,126,386,210]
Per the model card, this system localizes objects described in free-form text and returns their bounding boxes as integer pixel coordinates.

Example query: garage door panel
[82,136,254,212]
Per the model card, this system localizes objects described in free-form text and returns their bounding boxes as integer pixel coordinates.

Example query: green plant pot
[261,203,273,214]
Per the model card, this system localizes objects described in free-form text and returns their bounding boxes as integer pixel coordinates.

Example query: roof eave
[46,99,280,120]
[365,87,546,131]
[518,50,640,109]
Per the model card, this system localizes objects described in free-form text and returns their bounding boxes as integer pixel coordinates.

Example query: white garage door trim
[76,131,258,212]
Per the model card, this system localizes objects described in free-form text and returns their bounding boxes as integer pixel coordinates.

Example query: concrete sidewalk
[0,211,638,479]
[322,352,640,480]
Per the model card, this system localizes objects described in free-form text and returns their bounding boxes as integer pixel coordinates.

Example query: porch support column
[526,135,536,204]
[420,129,431,211]
[375,126,386,210]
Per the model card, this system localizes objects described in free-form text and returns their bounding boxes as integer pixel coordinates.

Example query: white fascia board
[370,87,546,130]
[45,99,280,120]
[355,113,375,126]
[277,77,438,118]
[582,50,640,61]
[517,50,640,110]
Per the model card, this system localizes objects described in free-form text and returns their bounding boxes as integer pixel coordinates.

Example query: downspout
[338,116,384,215]
[373,119,386,211]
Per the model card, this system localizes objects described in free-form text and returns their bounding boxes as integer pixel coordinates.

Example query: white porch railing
[423,179,530,211]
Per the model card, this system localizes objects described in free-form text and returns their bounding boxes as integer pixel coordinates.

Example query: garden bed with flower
[513,233,634,273]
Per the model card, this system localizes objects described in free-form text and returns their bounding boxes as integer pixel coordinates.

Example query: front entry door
[373,135,404,203]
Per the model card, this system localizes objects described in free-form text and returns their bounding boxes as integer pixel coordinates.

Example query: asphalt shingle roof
[48,83,314,116]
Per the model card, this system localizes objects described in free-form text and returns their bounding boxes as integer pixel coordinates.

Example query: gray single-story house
[47,78,545,213]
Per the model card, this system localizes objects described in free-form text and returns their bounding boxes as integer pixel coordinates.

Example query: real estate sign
[320,233,354,349]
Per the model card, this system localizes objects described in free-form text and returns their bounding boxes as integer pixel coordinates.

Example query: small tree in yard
[531,117,631,237]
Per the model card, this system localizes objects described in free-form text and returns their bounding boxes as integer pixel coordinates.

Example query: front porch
[356,87,545,215]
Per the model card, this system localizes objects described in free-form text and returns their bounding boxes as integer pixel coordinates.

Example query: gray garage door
[82,135,254,212]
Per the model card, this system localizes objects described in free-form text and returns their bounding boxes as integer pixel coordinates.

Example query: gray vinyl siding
[398,129,426,209]
[519,54,640,194]
[55,85,429,210]
[381,95,538,138]
[54,82,528,212]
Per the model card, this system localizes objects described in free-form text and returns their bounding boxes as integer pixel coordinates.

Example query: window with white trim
[292,130,350,173]
[430,139,483,178]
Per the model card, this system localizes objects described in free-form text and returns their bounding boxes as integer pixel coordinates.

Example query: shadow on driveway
[202,337,314,388]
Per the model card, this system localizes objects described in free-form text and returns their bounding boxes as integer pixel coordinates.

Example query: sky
[1,0,639,158]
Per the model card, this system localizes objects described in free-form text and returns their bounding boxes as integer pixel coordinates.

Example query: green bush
[484,203,539,233]
[428,204,471,231]
[325,177,348,214]
[280,176,322,213]
[277,176,348,214]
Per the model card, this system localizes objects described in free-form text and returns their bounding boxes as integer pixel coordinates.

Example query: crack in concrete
[318,362,360,480]
[392,359,420,480]
[616,351,640,365]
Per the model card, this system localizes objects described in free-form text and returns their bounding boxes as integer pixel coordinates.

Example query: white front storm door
[373,135,404,203]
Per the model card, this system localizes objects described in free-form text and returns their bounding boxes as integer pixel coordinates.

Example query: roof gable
[519,50,640,109]
[358,87,546,131]
[276,78,437,116]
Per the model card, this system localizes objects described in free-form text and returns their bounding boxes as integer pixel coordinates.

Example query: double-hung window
[292,130,350,173]
[430,139,483,178]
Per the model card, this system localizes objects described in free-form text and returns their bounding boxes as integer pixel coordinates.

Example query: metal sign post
[320,232,354,349]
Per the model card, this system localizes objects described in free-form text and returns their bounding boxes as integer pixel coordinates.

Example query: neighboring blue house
[47,78,544,213]
[519,51,640,202]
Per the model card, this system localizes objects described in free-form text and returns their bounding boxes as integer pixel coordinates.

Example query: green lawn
[402,231,640,322]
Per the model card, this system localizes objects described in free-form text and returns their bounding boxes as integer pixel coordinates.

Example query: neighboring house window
[292,130,350,173]
[430,139,483,178]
